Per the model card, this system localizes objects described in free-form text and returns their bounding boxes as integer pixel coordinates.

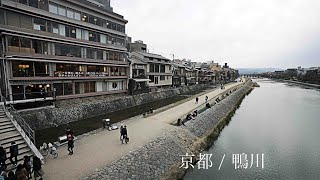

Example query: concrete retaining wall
[17,84,209,130]
[82,81,254,180]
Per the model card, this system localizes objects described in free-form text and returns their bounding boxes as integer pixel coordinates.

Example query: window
[160,76,165,81]
[67,8,74,18]
[55,43,81,57]
[32,39,42,54]
[96,17,102,26]
[110,67,119,76]
[58,24,65,36]
[81,13,88,22]
[106,21,111,29]
[89,31,96,41]
[49,3,58,14]
[33,18,46,31]
[97,51,103,60]
[161,65,165,73]
[38,0,48,11]
[34,62,49,76]
[29,0,38,8]
[65,26,76,38]
[58,6,66,16]
[87,48,97,59]
[19,38,31,53]
[76,28,82,39]
[89,15,95,24]
[149,75,154,82]
[100,34,107,44]
[155,64,160,72]
[150,64,154,72]
[75,11,81,20]
[19,0,28,5]
[0,9,4,25]
[7,11,20,27]
[8,36,20,52]
[51,22,59,34]
[112,82,118,89]
[12,61,34,77]
[111,23,116,30]
[82,30,89,40]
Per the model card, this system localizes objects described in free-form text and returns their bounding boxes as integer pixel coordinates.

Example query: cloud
[112,0,320,68]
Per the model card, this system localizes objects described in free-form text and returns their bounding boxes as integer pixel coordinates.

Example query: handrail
[5,103,36,145]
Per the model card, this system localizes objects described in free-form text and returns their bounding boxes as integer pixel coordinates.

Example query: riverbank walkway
[42,81,244,179]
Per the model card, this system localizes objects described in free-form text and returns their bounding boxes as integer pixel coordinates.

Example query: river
[185,79,320,179]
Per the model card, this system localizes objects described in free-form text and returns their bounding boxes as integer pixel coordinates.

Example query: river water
[185,79,320,179]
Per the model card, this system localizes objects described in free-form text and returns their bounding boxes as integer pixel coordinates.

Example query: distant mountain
[237,68,283,74]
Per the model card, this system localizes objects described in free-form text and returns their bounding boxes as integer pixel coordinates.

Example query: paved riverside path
[42,82,244,180]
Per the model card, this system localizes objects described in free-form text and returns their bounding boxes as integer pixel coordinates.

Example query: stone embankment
[17,84,210,130]
[82,80,254,180]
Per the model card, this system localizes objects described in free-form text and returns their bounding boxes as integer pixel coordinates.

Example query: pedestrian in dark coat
[23,155,32,179]
[15,164,28,180]
[33,156,44,180]
[9,142,18,166]
[0,144,7,170]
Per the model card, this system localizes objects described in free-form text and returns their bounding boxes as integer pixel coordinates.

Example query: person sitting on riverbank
[186,113,194,121]
[192,110,198,117]
[206,103,211,108]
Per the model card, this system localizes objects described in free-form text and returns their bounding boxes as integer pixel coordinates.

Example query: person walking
[120,126,123,141]
[0,166,8,180]
[23,156,32,179]
[121,126,128,144]
[33,156,44,180]
[205,96,208,103]
[15,164,28,180]
[66,128,74,155]
[7,171,15,180]
[0,144,6,170]
[9,142,18,166]
[195,97,199,104]
[67,134,74,155]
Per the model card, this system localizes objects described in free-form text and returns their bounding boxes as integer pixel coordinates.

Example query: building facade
[0,0,129,101]
[128,40,172,93]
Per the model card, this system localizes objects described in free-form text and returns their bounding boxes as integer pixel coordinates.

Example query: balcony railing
[132,74,147,79]
[54,71,127,77]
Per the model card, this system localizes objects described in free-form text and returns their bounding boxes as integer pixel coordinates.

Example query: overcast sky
[112,0,320,68]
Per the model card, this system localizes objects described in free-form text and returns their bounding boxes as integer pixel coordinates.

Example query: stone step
[0,115,7,118]
[2,139,26,150]
[0,135,23,146]
[0,124,15,130]
[0,131,20,142]
[0,121,12,126]
[0,127,16,135]
[4,144,29,156]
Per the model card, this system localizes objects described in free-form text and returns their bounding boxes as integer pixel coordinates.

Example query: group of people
[119,126,129,144]
[0,143,44,180]
[186,110,198,121]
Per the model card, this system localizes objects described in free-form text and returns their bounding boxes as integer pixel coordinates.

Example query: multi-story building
[0,0,129,102]
[128,40,172,92]
[172,60,186,87]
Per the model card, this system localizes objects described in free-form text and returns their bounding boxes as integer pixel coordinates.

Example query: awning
[134,79,151,82]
